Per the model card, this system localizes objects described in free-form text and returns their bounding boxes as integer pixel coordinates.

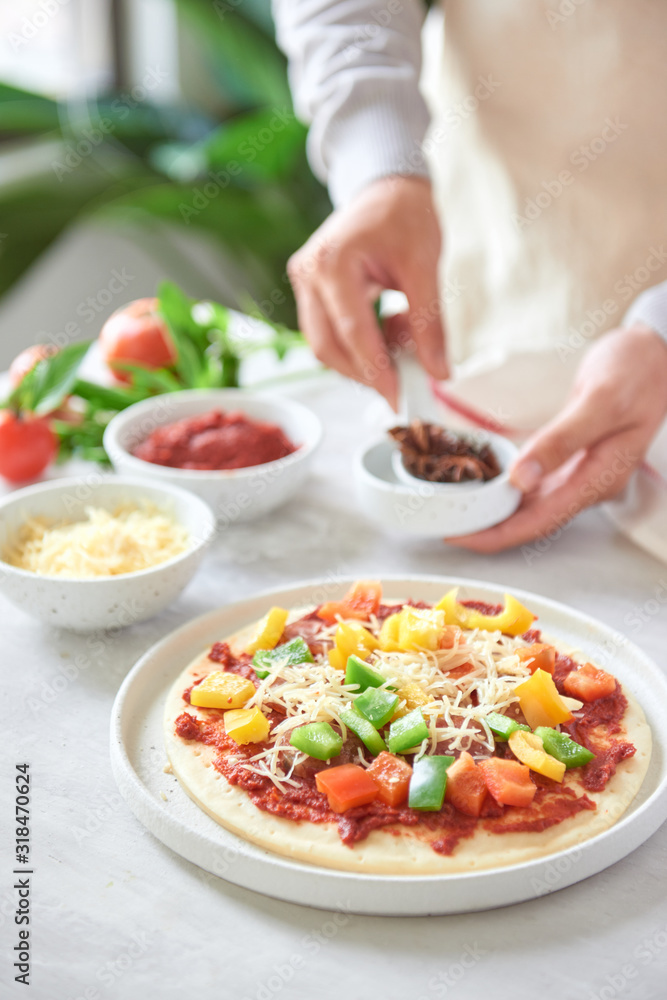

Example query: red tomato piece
[445,662,475,680]
[315,764,379,813]
[563,663,616,702]
[317,581,382,624]
[479,757,536,807]
[0,411,57,483]
[516,643,556,674]
[444,751,488,817]
[439,626,463,649]
[366,752,412,807]
[99,298,176,383]
[9,344,58,388]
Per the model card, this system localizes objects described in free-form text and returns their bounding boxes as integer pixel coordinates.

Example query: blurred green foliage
[0,0,330,327]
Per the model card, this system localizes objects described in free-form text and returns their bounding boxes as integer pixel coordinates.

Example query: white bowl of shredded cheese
[0,476,215,631]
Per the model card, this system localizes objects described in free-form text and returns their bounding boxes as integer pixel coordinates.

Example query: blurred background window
[0,0,328,368]
[0,0,114,99]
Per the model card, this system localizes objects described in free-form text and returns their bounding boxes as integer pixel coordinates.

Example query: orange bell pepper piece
[317,581,382,625]
[563,663,616,702]
[516,643,556,674]
[444,752,488,817]
[479,757,536,807]
[366,752,413,807]
[315,763,379,813]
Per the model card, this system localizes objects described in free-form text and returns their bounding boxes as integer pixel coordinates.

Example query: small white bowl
[0,476,215,632]
[103,389,322,526]
[355,431,521,537]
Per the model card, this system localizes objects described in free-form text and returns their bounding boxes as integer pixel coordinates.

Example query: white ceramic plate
[110,576,667,916]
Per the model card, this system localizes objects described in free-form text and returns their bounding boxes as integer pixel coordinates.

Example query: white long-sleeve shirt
[272,0,667,343]
[272,0,429,208]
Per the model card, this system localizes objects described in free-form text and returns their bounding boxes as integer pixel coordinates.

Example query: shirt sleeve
[623,280,667,342]
[272,0,431,207]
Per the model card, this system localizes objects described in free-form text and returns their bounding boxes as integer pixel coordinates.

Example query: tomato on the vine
[0,411,58,483]
[99,298,176,382]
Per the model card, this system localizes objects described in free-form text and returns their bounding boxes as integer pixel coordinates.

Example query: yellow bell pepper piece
[397,607,446,651]
[399,682,431,710]
[245,606,289,655]
[328,621,378,669]
[514,669,573,728]
[436,588,535,636]
[190,672,255,709]
[508,730,566,782]
[378,612,403,652]
[435,588,468,626]
[223,706,270,744]
[391,682,431,720]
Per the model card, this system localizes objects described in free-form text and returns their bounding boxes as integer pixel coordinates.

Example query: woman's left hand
[448,324,667,552]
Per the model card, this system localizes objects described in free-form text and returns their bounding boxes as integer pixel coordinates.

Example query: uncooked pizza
[163,581,651,874]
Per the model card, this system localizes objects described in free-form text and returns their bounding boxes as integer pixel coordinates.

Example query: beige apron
[422,0,667,559]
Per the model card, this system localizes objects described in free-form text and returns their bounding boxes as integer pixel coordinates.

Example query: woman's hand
[449,324,667,552]
[287,175,448,410]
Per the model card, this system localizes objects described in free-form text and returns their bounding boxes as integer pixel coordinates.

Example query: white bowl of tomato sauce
[103,389,322,527]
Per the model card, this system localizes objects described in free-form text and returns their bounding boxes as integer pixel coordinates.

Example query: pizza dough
[163,610,652,875]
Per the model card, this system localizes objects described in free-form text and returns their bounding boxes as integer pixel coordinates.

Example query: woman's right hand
[287,175,448,409]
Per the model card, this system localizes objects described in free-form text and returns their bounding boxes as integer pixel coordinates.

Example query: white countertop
[2,372,667,1000]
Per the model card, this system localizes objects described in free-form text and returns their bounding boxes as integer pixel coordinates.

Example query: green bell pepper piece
[354,687,399,728]
[290,722,343,761]
[408,755,454,811]
[253,637,313,679]
[344,654,386,692]
[387,708,430,754]
[485,711,532,742]
[534,727,595,768]
[340,707,386,756]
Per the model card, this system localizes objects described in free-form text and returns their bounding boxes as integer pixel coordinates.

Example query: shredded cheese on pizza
[237,613,537,790]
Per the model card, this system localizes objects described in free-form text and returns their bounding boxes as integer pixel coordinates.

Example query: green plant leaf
[202,108,307,182]
[111,361,183,393]
[157,281,206,388]
[9,341,92,415]
[174,0,291,108]
[0,83,61,134]
[72,379,146,411]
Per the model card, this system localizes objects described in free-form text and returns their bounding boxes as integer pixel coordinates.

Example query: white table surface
[2,371,667,1000]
